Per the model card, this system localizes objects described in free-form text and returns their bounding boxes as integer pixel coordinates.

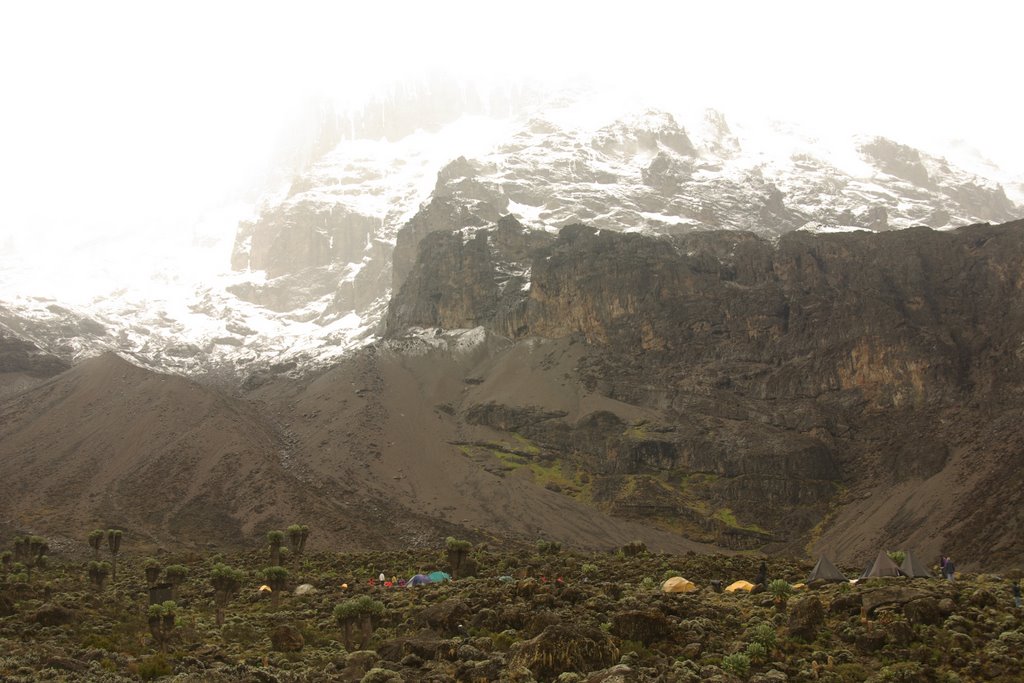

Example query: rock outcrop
[383,217,1024,562]
[232,203,378,278]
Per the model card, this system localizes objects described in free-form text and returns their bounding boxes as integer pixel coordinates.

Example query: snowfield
[2,95,1020,379]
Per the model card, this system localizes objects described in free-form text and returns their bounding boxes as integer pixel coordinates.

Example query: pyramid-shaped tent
[899,550,934,578]
[859,551,905,579]
[806,555,847,583]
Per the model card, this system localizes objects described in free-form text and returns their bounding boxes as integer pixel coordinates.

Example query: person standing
[1013,582,1022,608]
[944,557,956,581]
[755,560,767,587]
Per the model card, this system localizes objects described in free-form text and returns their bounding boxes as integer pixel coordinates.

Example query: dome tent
[662,576,698,593]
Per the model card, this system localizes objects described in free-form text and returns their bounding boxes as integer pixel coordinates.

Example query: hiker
[944,557,955,581]
[755,560,767,587]
[1013,582,1021,608]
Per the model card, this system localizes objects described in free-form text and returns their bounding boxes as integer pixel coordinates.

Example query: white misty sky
[0,0,1020,278]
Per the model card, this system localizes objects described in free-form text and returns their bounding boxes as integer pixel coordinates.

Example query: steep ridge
[0,331,69,398]
[0,354,371,551]
[383,218,1024,568]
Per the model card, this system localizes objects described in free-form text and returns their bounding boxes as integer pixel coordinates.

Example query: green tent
[428,571,451,583]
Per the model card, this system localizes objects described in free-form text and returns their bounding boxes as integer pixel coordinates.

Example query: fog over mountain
[2,1,1022,296]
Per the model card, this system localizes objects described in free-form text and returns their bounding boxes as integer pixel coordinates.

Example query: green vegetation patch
[713,507,769,534]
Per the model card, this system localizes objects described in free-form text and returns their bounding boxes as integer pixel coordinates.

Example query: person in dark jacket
[1013,582,1021,608]
[755,560,767,587]
[944,558,956,581]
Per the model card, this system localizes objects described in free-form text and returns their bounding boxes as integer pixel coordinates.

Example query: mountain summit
[2,96,1019,376]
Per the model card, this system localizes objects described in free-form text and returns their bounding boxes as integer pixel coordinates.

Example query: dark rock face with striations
[385,216,1024,563]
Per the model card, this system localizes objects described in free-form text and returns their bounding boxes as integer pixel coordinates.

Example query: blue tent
[428,571,451,583]
[407,573,432,586]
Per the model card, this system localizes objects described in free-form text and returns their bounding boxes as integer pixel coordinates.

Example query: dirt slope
[0,349,728,555]
[251,340,726,555]
[0,353,360,551]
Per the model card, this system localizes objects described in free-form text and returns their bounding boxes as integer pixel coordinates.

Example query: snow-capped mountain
[1,92,1020,379]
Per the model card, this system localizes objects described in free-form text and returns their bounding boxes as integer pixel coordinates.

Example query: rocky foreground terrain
[0,539,1021,682]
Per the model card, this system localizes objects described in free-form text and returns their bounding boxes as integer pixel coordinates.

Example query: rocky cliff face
[0,331,70,399]
[392,218,1024,407]
[384,216,1024,561]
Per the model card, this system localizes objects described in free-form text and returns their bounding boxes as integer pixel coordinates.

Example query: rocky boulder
[270,624,305,652]
[787,596,825,640]
[610,609,671,645]
[32,604,76,626]
[509,624,618,680]
[903,597,943,626]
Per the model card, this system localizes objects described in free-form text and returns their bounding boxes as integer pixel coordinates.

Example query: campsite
[1,538,1022,682]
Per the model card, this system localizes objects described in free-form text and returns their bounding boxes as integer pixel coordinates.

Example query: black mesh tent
[806,555,848,583]
[899,550,934,578]
[859,551,905,579]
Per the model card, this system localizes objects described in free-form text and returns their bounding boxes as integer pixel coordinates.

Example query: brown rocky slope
[0,352,723,556]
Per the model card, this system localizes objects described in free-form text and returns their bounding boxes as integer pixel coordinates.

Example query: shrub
[147,601,176,653]
[446,536,472,551]
[87,530,105,559]
[875,662,924,682]
[536,539,562,555]
[287,524,309,557]
[137,653,172,680]
[721,652,750,678]
[210,563,245,626]
[334,595,385,650]
[267,530,285,565]
[142,559,162,587]
[887,550,906,567]
[88,561,112,591]
[766,579,792,599]
[164,564,188,588]
[263,566,288,608]
[620,541,647,557]
[748,621,777,649]
[445,537,473,578]
[745,641,768,662]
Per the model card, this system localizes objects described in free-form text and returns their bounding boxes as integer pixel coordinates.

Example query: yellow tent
[725,580,755,593]
[661,576,698,593]
[258,584,272,593]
